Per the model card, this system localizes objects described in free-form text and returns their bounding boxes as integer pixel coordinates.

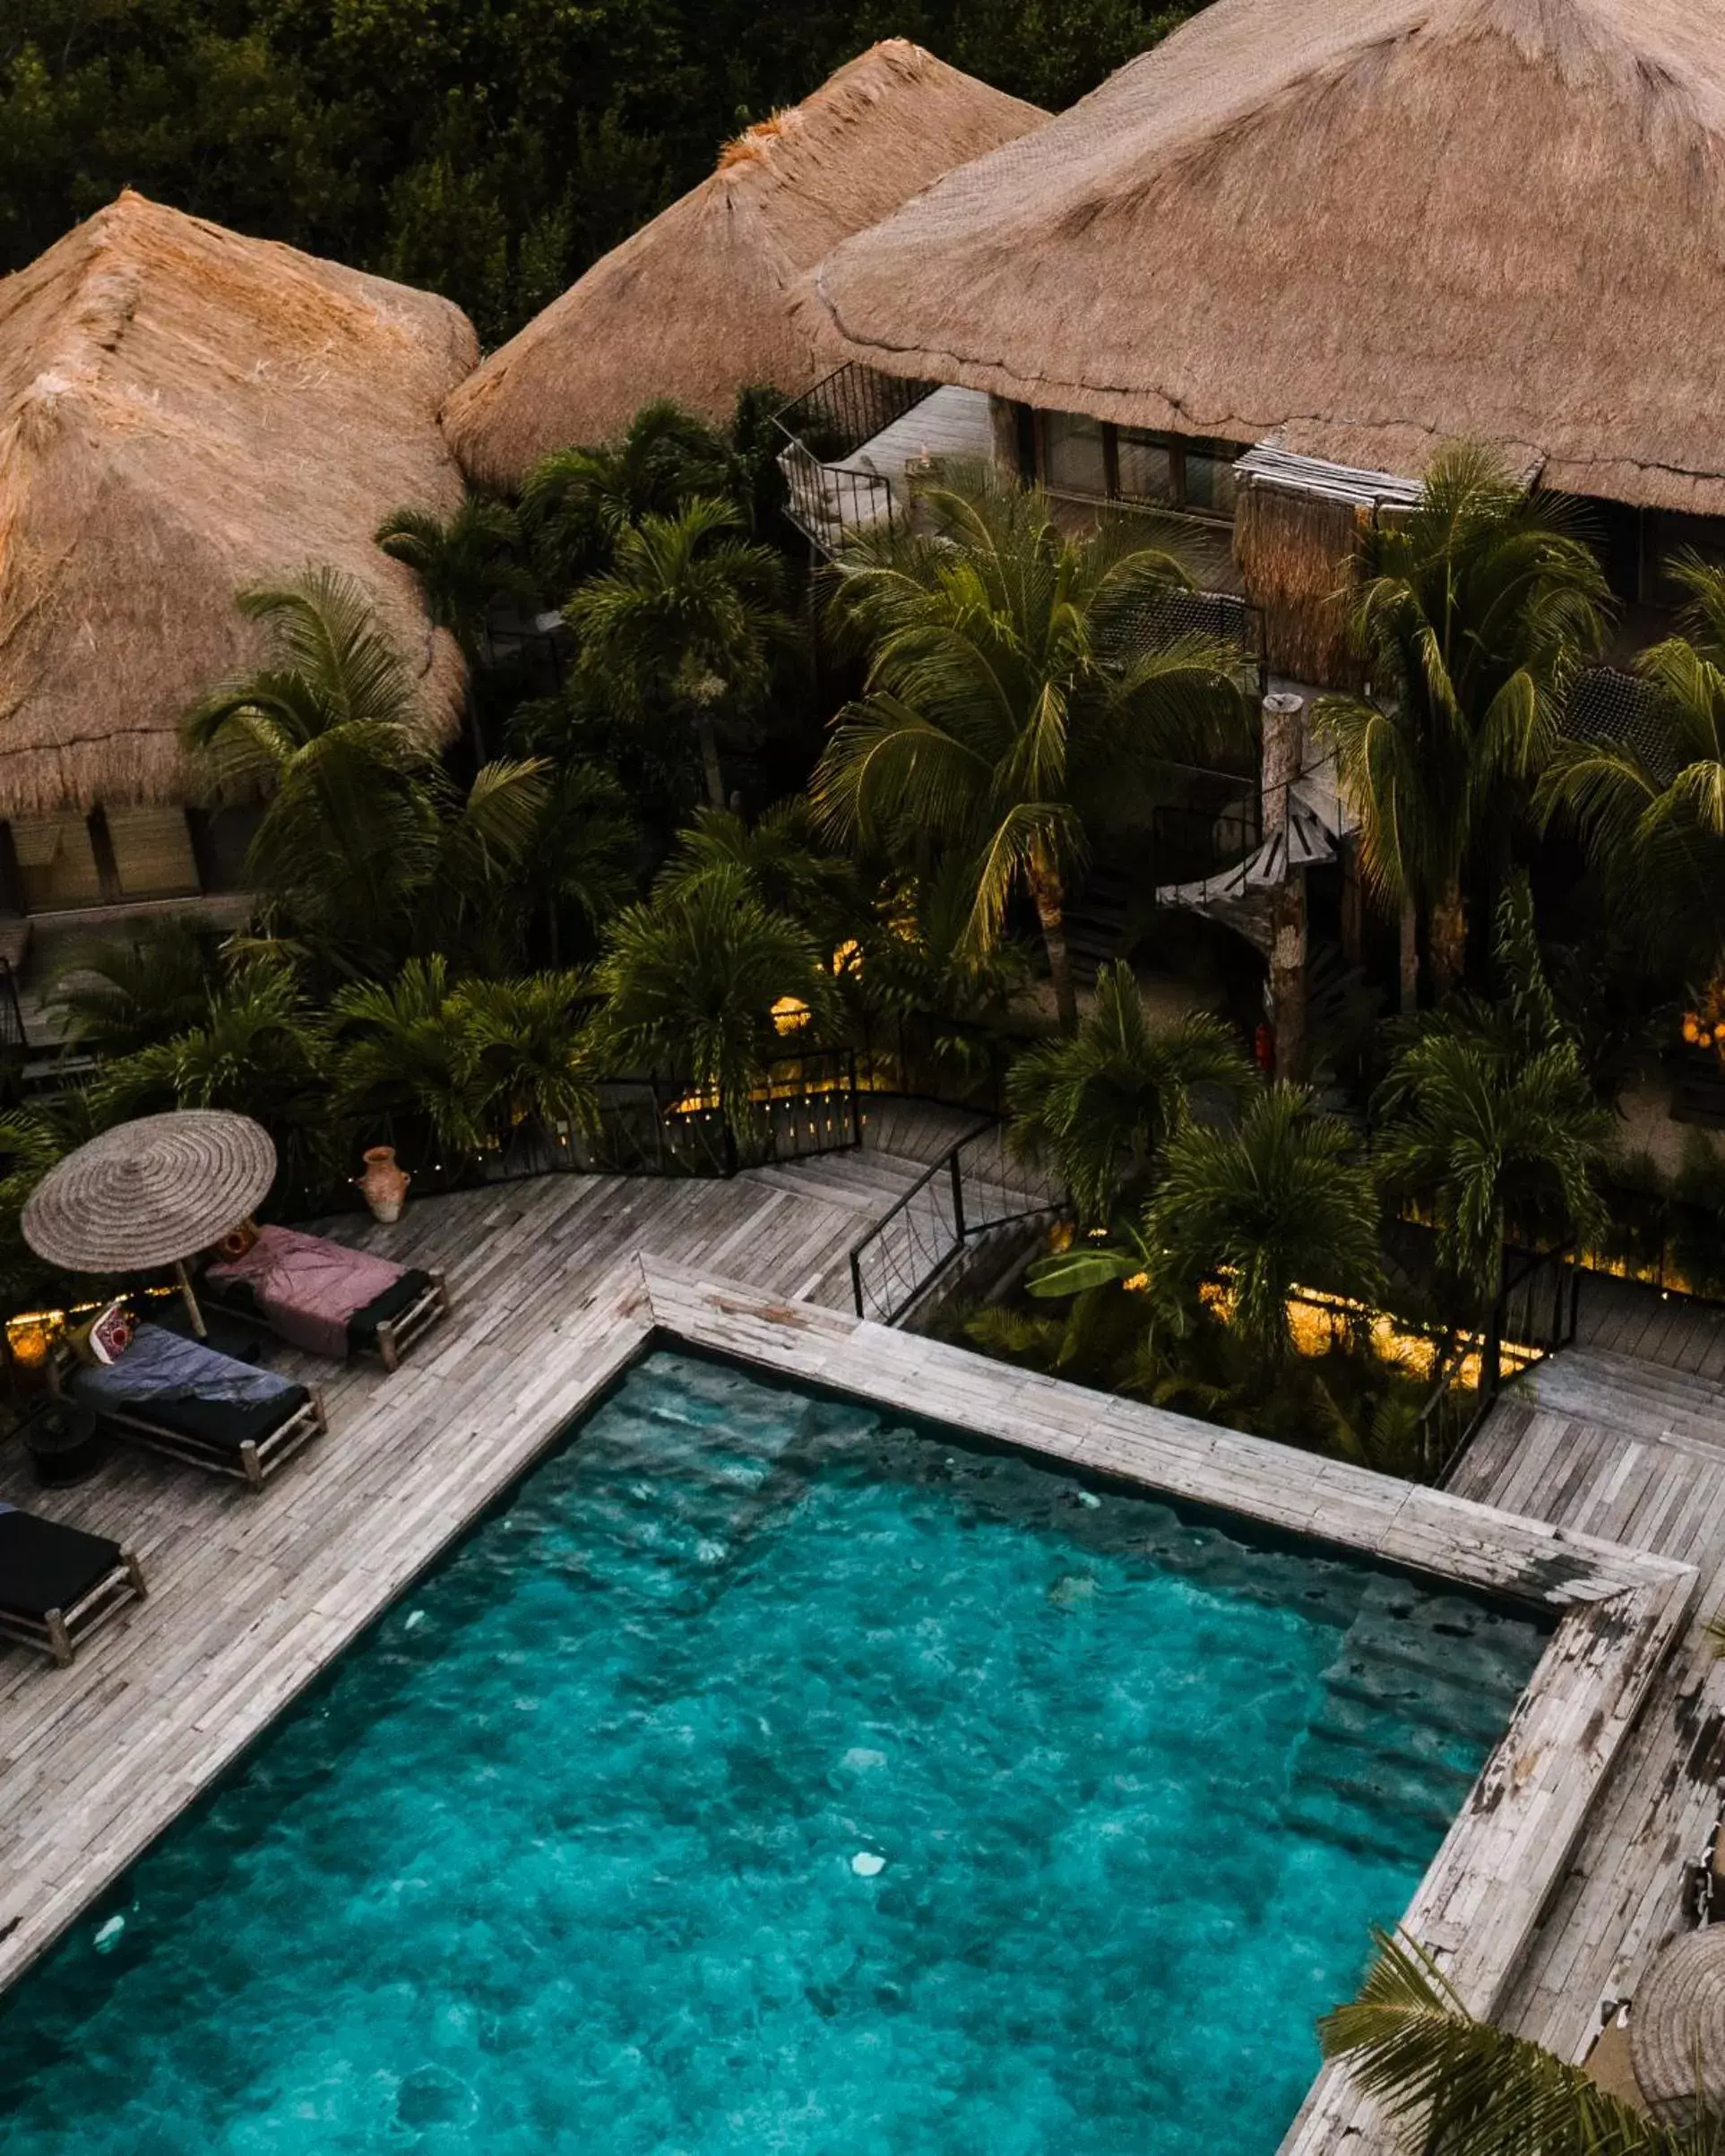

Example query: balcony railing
[774,360,940,554]
[778,361,940,464]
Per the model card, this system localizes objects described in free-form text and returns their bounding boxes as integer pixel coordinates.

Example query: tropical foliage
[1147,1084,1385,1364]
[333,960,598,1168]
[565,496,798,809]
[1322,1927,1720,2156]
[181,567,548,979]
[0,2,1204,341]
[1374,882,1615,1332]
[814,466,1245,1030]
[1547,554,1725,983]
[1316,442,1609,1002]
[1005,962,1250,1223]
[522,401,754,593]
[592,862,838,1145]
[375,495,531,664]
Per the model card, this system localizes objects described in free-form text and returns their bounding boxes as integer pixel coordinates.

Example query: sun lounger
[203,1226,450,1369]
[67,1323,325,1491]
[0,1503,146,1664]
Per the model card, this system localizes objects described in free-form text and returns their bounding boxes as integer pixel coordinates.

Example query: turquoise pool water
[0,1350,1546,2155]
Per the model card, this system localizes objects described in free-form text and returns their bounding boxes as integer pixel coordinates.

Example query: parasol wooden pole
[175,1260,208,1339]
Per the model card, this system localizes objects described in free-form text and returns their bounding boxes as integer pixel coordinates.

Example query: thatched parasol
[22,1111,277,1336]
[0,190,477,818]
[442,41,1046,488]
[1630,1927,1725,2126]
[807,0,1725,520]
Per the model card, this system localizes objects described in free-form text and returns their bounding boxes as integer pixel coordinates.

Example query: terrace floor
[1452,1276,1725,2064]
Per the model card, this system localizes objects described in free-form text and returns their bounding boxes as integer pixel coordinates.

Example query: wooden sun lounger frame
[0,1544,148,1667]
[94,1388,328,1493]
[198,1265,451,1371]
[375,1269,451,1372]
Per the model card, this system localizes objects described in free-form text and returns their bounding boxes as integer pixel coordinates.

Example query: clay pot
[356,1145,410,1223]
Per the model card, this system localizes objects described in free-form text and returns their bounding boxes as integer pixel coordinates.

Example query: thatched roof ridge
[0,190,478,817]
[809,0,1725,515]
[442,41,1046,488]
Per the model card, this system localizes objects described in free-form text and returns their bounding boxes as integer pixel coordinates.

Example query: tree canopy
[0,0,1201,345]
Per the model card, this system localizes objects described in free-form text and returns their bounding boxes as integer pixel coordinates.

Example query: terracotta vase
[356,1144,410,1223]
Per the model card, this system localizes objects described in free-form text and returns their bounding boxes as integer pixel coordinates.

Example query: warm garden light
[770,996,811,1035]
[5,1312,64,1368]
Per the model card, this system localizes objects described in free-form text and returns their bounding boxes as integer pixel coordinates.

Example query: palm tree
[45,918,222,1056]
[332,956,492,1168]
[0,1091,111,1310]
[375,494,532,664]
[1321,1927,1717,2156]
[1374,1025,1612,1356]
[593,863,837,1158]
[523,760,643,963]
[1372,875,1613,1351]
[181,568,548,977]
[656,802,864,945]
[1005,962,1252,1223]
[333,960,598,1173]
[1316,443,1609,1007]
[812,466,1246,1031]
[92,959,339,1202]
[1146,1083,1385,1366]
[520,399,745,591]
[565,496,797,809]
[1546,554,1725,982]
[460,973,600,1137]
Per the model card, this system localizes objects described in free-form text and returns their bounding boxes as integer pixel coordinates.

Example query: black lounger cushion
[134,1384,313,1452]
[344,1267,436,1350]
[0,1509,123,1617]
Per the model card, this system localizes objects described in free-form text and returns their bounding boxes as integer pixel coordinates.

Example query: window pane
[1184,448,1238,516]
[107,806,199,898]
[9,815,103,911]
[1043,411,1108,496]
[1117,429,1177,505]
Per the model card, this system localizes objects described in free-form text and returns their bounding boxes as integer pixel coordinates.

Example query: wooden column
[1262,692,1308,1083]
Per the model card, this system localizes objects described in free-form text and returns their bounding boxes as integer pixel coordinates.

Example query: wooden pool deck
[1448,1280,1725,2069]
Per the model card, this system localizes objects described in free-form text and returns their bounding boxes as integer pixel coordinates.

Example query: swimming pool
[0,1348,1546,2154]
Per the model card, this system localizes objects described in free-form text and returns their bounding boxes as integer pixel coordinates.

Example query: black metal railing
[777,362,940,464]
[1420,1241,1582,1479]
[1117,587,1270,699]
[777,443,897,555]
[327,1048,863,1210]
[774,361,941,555]
[849,1119,1062,1324]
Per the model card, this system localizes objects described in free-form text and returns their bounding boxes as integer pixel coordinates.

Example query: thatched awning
[808,0,1725,519]
[0,192,479,817]
[441,42,1046,489]
[1631,1927,1725,2127]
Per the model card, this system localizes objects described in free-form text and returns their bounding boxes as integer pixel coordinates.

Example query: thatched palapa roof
[442,41,1046,488]
[0,191,478,817]
[809,0,1725,515]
